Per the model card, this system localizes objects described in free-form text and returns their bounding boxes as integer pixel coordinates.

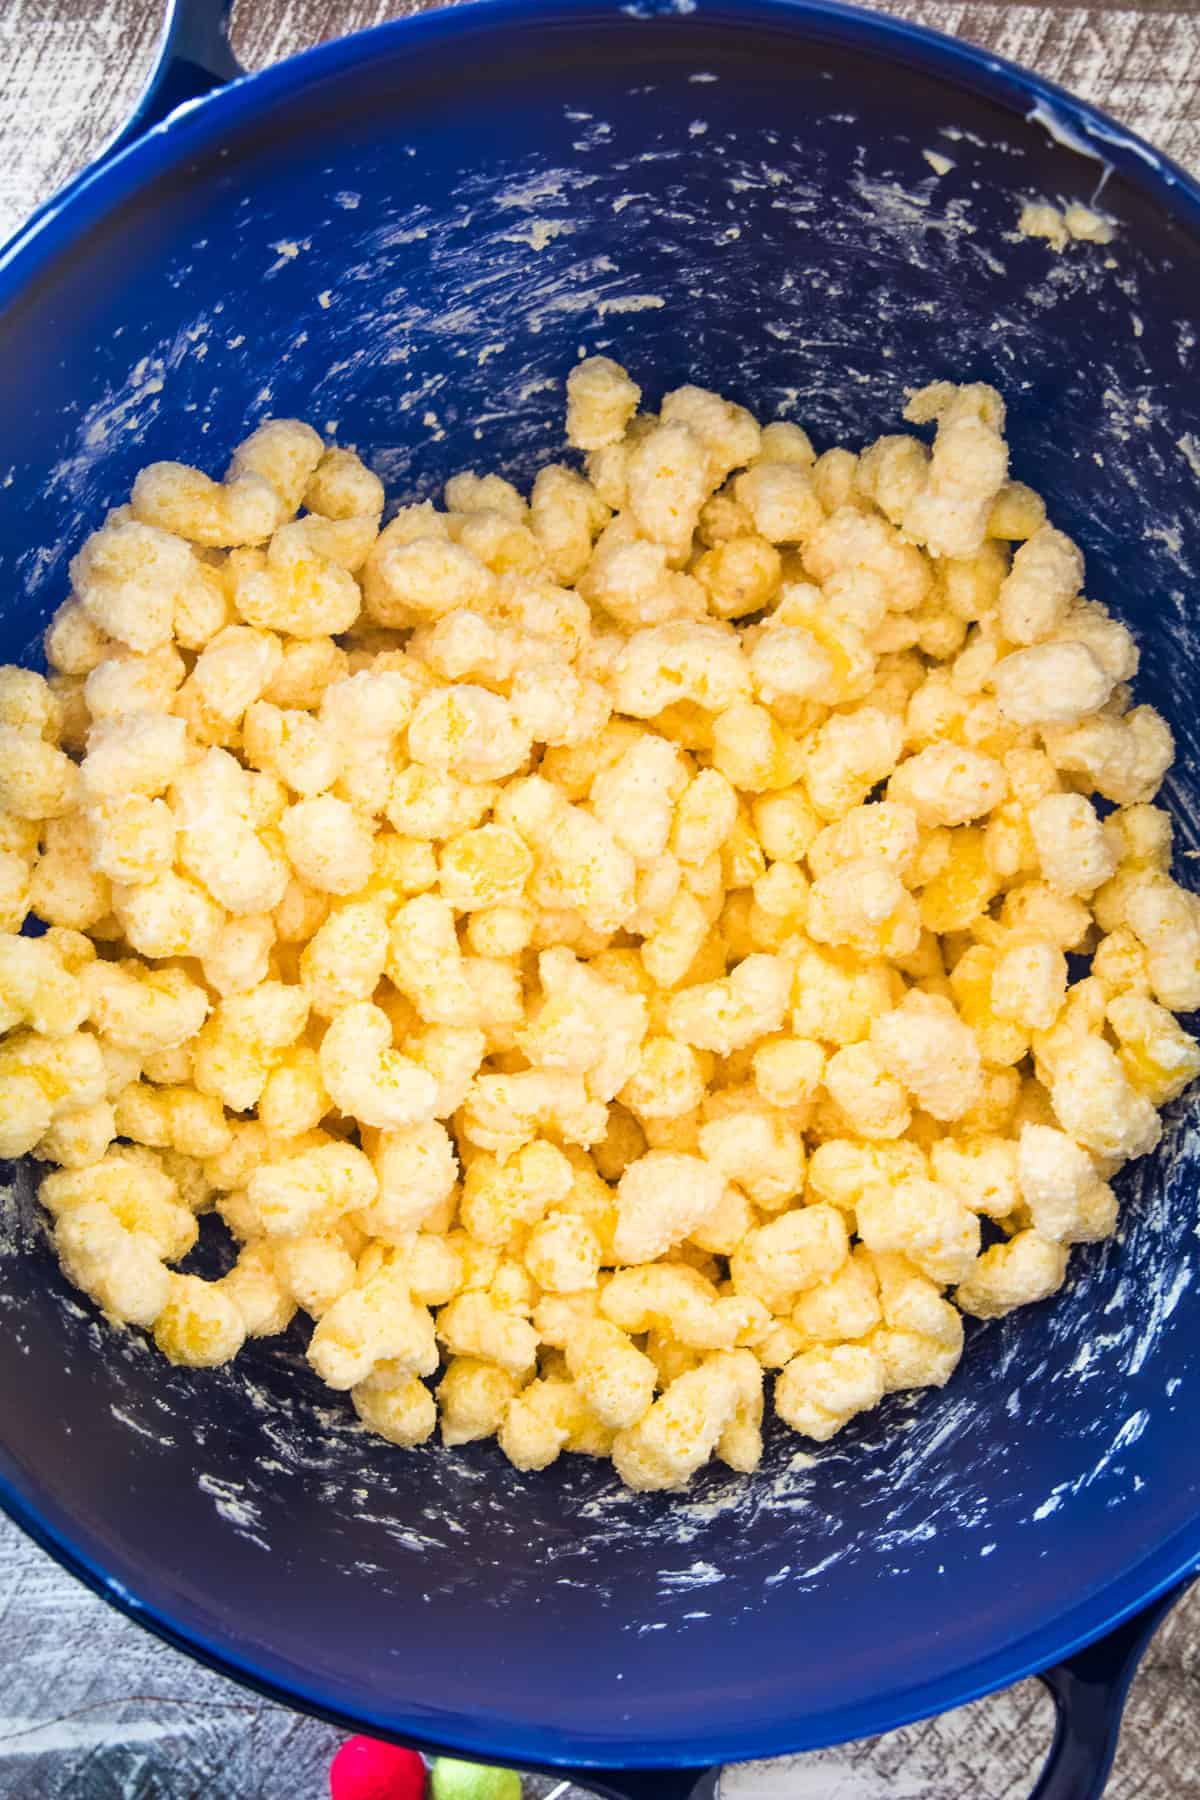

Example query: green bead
[429,1757,522,1800]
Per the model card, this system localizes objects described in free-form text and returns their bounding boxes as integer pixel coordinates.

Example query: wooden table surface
[2,1,1200,1795]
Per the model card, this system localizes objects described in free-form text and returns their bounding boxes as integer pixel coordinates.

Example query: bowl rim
[3,0,1200,1773]
[3,0,1200,290]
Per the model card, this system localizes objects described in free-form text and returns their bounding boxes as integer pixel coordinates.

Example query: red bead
[329,1735,426,1800]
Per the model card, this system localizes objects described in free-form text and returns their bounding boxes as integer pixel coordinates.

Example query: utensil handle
[535,1767,720,1800]
[1030,1580,1190,1799]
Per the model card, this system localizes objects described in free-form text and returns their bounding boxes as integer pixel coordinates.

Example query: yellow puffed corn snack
[2,359,1194,1492]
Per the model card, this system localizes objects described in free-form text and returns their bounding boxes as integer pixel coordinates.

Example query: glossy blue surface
[1,0,1200,1786]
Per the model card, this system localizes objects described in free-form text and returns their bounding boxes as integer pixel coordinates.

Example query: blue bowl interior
[1,0,1200,1773]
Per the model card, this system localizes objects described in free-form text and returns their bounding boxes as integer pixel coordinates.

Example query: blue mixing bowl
[1,2,1199,1795]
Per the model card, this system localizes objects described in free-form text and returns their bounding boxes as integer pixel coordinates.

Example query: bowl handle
[115,0,242,150]
[1,0,240,260]
[1029,1577,1192,1799]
